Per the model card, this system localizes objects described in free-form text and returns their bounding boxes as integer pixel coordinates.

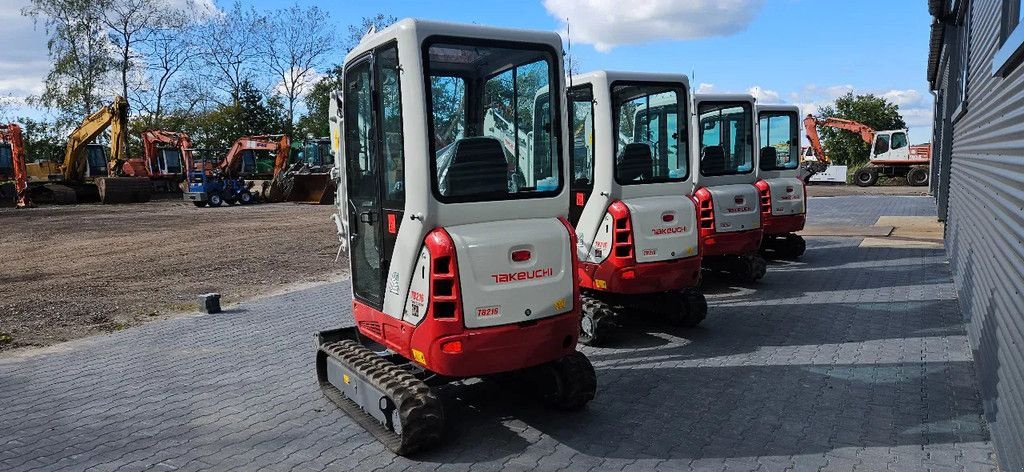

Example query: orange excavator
[121,129,193,192]
[0,123,31,208]
[218,134,290,179]
[804,114,932,187]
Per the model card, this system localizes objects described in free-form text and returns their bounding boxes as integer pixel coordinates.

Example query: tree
[185,80,287,149]
[23,0,115,125]
[344,14,397,52]
[102,0,165,106]
[815,92,907,167]
[259,3,337,134]
[17,117,65,163]
[294,15,396,138]
[195,2,264,106]
[133,5,198,128]
[294,65,342,139]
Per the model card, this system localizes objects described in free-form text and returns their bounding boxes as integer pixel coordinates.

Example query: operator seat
[617,143,653,182]
[701,145,726,174]
[759,146,778,171]
[446,137,508,197]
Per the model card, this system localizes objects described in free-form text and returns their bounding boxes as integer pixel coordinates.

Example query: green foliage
[815,92,907,167]
[185,81,288,149]
[17,117,66,162]
[23,0,115,126]
[294,65,342,139]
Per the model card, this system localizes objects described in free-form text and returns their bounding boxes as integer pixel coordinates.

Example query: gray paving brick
[0,196,999,471]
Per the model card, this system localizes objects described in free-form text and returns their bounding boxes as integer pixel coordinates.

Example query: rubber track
[318,339,444,456]
[580,294,616,346]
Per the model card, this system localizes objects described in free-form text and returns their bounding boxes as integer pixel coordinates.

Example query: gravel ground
[0,199,346,351]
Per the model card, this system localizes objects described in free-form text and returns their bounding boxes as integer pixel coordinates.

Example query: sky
[0,0,935,143]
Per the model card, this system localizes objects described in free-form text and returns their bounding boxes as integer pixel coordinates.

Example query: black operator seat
[446,137,508,197]
[618,143,653,182]
[701,145,726,174]
[759,146,778,171]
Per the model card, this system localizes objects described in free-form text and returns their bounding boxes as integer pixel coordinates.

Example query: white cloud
[545,0,765,52]
[747,85,780,103]
[696,83,716,94]
[0,1,51,105]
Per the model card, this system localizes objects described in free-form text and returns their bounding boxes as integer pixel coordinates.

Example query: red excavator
[804,115,931,187]
[0,123,31,208]
[121,129,193,192]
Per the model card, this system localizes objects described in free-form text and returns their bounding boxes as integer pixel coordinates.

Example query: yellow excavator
[39,96,151,204]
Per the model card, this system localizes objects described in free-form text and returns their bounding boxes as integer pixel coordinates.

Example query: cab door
[567,84,595,226]
[343,44,405,310]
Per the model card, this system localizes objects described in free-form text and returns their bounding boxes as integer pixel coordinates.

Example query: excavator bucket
[288,173,335,204]
[94,177,152,204]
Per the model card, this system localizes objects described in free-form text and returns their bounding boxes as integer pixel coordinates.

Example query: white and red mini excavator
[317,18,597,456]
[692,94,767,282]
[565,71,707,345]
[755,105,807,259]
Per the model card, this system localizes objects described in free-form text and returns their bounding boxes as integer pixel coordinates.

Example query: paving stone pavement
[0,196,998,471]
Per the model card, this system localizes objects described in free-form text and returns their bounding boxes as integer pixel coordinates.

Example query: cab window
[568,84,595,188]
[424,40,562,202]
[890,132,908,150]
[614,82,688,184]
[874,135,890,154]
[758,111,799,171]
[698,102,754,176]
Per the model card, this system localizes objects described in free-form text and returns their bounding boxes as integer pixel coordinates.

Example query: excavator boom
[62,96,128,182]
[1,123,31,208]
[803,115,880,165]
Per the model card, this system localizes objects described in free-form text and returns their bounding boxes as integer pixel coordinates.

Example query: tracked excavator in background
[803,114,931,187]
[31,96,151,204]
[755,105,807,259]
[121,129,193,192]
[0,123,32,208]
[692,94,768,283]
[268,137,336,204]
[214,134,290,201]
[318,18,596,456]
[565,71,707,345]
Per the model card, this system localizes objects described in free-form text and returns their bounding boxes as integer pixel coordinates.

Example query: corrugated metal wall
[941,1,1024,469]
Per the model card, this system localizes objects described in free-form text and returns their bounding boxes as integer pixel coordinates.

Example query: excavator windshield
[156,148,183,175]
[698,102,754,176]
[85,144,108,177]
[0,143,12,177]
[422,40,562,201]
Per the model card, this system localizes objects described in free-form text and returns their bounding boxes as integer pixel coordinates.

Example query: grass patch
[0,332,13,345]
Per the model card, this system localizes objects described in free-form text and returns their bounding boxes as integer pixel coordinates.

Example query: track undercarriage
[702,253,768,284]
[316,327,596,456]
[580,288,708,346]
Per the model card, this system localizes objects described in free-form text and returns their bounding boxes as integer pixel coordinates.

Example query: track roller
[316,336,444,456]
[579,294,616,346]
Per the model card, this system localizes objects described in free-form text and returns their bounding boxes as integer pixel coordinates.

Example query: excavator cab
[83,144,109,178]
[316,18,596,456]
[565,71,706,345]
[692,94,767,282]
[755,105,806,258]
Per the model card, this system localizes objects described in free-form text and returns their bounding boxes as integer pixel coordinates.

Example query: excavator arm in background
[62,96,129,182]
[802,114,878,165]
[1,123,32,208]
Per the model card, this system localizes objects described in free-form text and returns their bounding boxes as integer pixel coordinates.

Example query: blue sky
[1,0,935,143]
